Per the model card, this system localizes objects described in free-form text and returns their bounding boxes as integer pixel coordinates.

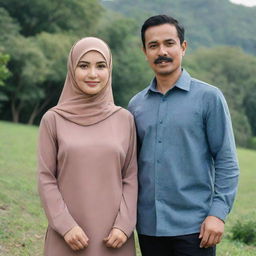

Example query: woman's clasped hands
[64,226,89,251]
[64,226,127,251]
[104,228,128,248]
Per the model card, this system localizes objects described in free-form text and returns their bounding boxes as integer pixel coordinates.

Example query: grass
[0,120,256,255]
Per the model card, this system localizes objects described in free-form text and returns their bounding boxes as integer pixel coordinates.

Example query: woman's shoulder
[115,107,134,122]
[40,110,58,127]
[109,108,135,130]
[41,109,55,120]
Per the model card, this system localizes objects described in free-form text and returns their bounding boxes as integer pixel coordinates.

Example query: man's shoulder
[128,86,150,110]
[191,77,223,96]
[190,76,226,107]
[191,77,216,91]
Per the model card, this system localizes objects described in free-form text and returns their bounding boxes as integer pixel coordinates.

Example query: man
[128,15,239,256]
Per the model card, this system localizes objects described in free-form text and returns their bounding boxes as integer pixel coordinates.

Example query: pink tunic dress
[38,108,138,256]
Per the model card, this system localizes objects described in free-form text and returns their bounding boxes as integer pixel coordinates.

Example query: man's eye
[149,44,157,48]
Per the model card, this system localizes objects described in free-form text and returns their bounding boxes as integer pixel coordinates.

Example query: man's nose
[158,45,168,56]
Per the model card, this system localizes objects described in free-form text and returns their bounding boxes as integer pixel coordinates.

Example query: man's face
[143,23,187,77]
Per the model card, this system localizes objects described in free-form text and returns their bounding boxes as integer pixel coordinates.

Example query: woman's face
[75,50,109,95]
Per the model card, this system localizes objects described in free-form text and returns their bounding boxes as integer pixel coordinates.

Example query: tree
[26,33,75,124]
[0,53,10,86]
[0,0,104,123]
[0,52,10,113]
[1,36,49,122]
[244,81,256,136]
[102,0,256,55]
[0,0,103,36]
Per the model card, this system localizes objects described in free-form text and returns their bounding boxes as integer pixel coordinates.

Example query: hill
[102,0,256,55]
[0,121,256,255]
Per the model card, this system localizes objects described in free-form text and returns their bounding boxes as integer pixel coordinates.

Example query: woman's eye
[98,64,106,69]
[79,64,88,69]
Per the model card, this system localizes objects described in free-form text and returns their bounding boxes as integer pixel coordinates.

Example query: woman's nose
[88,67,97,78]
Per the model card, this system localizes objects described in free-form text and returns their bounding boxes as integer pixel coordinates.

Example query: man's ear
[181,40,187,56]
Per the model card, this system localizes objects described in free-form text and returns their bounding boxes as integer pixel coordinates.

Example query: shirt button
[157,160,160,164]
[162,98,166,102]
[160,120,163,124]
[158,140,162,143]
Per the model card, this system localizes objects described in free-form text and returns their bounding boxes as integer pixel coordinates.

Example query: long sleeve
[205,89,240,221]
[113,115,138,237]
[37,112,78,236]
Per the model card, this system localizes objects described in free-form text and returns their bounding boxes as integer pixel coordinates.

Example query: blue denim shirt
[128,69,239,236]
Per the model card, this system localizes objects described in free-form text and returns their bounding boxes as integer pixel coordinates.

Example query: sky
[229,0,256,6]
[102,0,256,6]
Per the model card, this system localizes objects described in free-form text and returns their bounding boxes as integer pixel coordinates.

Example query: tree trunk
[27,96,53,125]
[27,103,39,125]
[11,100,19,123]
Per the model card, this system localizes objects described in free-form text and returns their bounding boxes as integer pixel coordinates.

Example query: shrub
[231,220,256,246]
[248,137,256,150]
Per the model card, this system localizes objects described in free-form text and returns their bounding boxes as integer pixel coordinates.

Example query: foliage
[0,52,10,113]
[244,82,256,136]
[102,0,256,55]
[0,0,103,123]
[0,0,103,36]
[0,0,256,148]
[231,220,256,246]
[0,36,49,122]
[248,137,256,150]
[0,53,10,86]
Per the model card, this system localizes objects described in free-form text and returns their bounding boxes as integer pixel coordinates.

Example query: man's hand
[199,216,224,248]
[64,226,89,251]
[103,228,128,248]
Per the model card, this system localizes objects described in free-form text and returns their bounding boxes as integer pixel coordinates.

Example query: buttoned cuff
[208,201,230,222]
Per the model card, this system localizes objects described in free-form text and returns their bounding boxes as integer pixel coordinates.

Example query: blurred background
[0,0,256,148]
[0,0,256,255]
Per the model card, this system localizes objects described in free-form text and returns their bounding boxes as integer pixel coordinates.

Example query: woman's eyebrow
[78,60,106,64]
[78,60,89,64]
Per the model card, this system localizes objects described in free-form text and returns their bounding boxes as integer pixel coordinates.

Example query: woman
[37,37,138,256]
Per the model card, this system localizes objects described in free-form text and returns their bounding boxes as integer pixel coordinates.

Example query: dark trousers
[138,233,216,256]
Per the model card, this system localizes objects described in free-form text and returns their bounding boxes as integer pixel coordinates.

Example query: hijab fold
[51,37,121,126]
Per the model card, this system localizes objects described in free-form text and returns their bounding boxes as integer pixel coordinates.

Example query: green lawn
[0,121,255,255]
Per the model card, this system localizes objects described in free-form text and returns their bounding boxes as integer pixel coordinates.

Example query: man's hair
[141,14,185,49]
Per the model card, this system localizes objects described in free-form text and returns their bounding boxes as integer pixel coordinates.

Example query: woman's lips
[85,81,99,87]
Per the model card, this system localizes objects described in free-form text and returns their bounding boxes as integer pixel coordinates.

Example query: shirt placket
[155,94,168,235]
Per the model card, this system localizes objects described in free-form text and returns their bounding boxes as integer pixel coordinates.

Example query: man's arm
[200,88,240,247]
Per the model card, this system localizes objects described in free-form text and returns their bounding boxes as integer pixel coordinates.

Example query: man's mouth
[154,56,173,64]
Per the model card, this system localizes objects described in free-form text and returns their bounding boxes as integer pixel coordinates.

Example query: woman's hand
[103,228,128,248]
[64,226,89,251]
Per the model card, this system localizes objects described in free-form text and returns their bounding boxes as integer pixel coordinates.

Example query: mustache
[154,56,173,64]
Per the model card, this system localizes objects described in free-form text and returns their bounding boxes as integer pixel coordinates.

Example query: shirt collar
[147,69,191,95]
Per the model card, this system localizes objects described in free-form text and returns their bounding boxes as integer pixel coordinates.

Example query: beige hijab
[51,37,121,126]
